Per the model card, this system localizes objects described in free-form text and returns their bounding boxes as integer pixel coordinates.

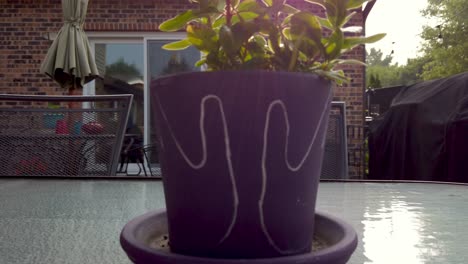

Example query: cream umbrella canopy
[41,0,99,93]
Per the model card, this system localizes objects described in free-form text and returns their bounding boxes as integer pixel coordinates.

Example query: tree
[366,48,401,87]
[366,64,401,87]
[161,54,191,76]
[368,73,382,88]
[105,58,142,79]
[419,0,468,80]
[398,57,428,85]
[366,48,394,67]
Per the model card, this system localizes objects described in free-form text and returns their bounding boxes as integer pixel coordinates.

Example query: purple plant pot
[151,71,332,258]
[120,210,358,264]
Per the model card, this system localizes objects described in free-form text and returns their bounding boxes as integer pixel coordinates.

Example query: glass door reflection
[94,42,145,175]
[146,39,200,174]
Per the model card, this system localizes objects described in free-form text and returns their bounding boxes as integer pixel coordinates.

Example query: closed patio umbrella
[41,0,99,93]
[39,0,101,176]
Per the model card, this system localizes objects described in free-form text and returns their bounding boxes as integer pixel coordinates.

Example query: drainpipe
[362,0,377,118]
[363,0,377,22]
[361,0,377,178]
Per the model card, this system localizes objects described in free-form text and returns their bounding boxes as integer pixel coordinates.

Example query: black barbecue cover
[368,72,468,182]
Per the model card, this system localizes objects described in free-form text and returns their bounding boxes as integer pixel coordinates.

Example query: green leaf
[205,51,222,70]
[332,59,367,66]
[324,0,347,27]
[281,4,299,14]
[219,26,237,54]
[231,0,240,8]
[233,22,258,39]
[159,10,196,32]
[364,33,387,43]
[323,1,337,26]
[299,37,322,57]
[290,11,322,45]
[282,27,291,39]
[262,0,273,7]
[162,39,192,50]
[324,29,344,60]
[343,33,386,50]
[213,16,226,28]
[267,26,282,55]
[237,0,260,12]
[252,35,268,47]
[289,12,326,58]
[342,11,356,26]
[235,11,259,23]
[195,58,207,67]
[187,24,219,52]
[225,21,259,52]
[244,41,265,59]
[346,0,370,10]
[317,16,333,29]
[315,69,349,84]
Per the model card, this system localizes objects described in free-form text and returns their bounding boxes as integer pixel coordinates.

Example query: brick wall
[0,0,366,177]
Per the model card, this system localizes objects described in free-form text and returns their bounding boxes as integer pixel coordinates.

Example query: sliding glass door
[87,35,200,175]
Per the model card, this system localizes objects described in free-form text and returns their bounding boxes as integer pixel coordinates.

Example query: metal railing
[0,94,133,176]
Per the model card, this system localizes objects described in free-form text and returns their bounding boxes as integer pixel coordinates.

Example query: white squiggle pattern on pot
[259,92,331,254]
[155,94,239,245]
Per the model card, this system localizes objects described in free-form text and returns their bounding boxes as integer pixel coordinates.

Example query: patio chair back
[0,94,133,176]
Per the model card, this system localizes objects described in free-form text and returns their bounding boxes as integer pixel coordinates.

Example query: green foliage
[418,0,468,80]
[105,58,142,78]
[368,73,381,88]
[366,48,401,87]
[366,64,400,87]
[367,0,467,87]
[366,48,424,87]
[161,54,192,75]
[398,56,427,85]
[366,48,393,67]
[159,0,385,84]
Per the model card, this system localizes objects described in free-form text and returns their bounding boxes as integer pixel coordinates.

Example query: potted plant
[121,0,384,262]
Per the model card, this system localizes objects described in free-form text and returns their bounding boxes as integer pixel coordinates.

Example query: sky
[365,0,439,65]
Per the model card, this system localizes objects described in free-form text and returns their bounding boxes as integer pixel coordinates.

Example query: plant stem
[226,0,232,26]
[289,32,305,71]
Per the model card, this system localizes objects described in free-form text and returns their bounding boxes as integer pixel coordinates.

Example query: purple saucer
[120,210,357,264]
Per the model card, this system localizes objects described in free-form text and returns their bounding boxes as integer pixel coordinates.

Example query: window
[146,39,200,146]
[94,42,144,135]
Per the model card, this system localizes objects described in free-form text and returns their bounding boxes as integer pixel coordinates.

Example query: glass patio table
[0,178,467,264]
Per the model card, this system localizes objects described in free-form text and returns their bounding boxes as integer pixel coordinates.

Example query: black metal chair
[119,142,161,177]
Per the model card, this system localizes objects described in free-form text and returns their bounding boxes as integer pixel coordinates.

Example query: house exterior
[0,0,376,178]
